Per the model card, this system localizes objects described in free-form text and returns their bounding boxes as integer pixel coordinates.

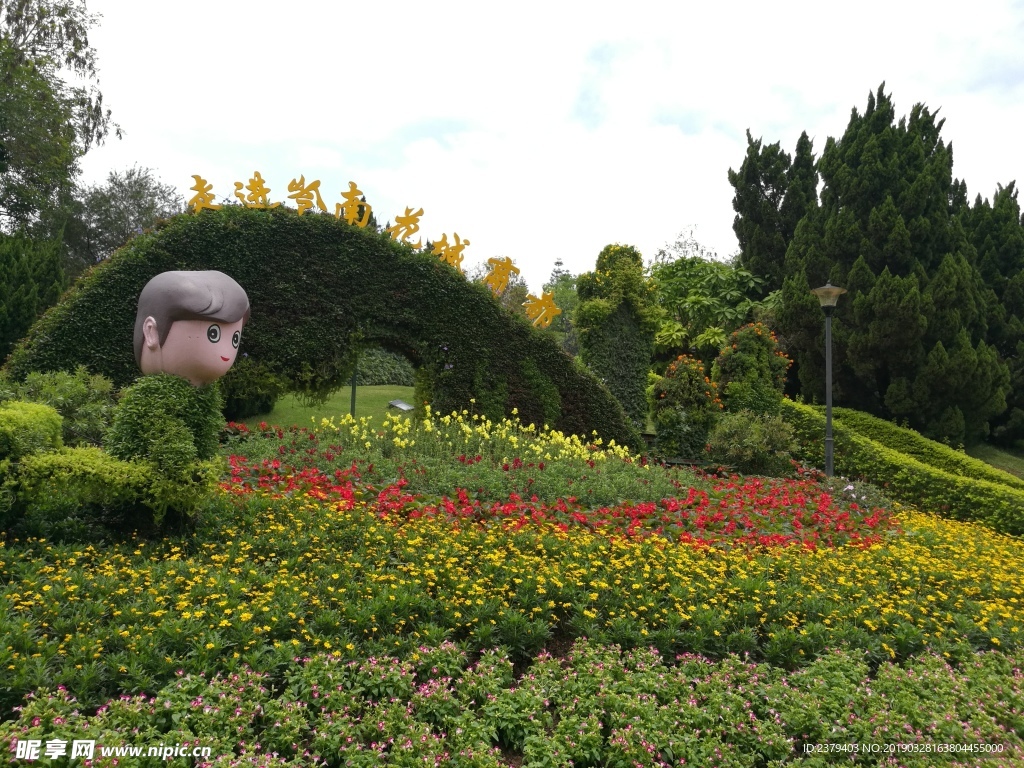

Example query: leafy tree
[543,258,578,354]
[0,231,65,361]
[0,40,77,228]
[0,0,119,229]
[648,233,777,363]
[50,165,184,276]
[575,244,657,427]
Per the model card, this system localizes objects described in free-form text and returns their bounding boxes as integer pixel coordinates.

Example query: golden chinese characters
[523,291,562,328]
[483,256,520,296]
[188,175,221,212]
[233,172,280,209]
[287,175,328,215]
[335,182,372,227]
[385,207,424,248]
[432,233,470,273]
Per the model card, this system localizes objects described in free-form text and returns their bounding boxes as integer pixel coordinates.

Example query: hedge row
[827,406,1024,493]
[781,399,1024,536]
[3,206,640,449]
[355,347,415,387]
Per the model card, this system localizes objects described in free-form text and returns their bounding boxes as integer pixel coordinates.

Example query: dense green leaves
[0,0,119,229]
[729,130,817,295]
[575,244,656,428]
[0,231,65,362]
[733,84,1018,445]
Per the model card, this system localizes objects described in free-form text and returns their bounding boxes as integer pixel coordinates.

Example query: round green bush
[707,410,798,476]
[355,347,416,386]
[219,356,288,421]
[104,374,223,466]
[0,400,62,461]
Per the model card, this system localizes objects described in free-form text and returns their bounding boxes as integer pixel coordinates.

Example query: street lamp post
[810,282,847,477]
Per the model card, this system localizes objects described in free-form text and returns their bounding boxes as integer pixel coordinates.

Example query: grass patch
[239,385,415,430]
[967,442,1024,479]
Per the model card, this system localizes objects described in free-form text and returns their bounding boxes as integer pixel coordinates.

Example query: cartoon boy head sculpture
[134,271,250,386]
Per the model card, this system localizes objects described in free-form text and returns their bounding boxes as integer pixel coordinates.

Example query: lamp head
[811,282,847,311]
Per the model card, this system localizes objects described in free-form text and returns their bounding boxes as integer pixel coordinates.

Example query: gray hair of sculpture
[133,271,250,365]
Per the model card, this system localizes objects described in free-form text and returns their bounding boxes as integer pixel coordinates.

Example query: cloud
[76,0,1024,295]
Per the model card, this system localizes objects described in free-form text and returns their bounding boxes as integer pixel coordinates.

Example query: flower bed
[2,411,1024,765]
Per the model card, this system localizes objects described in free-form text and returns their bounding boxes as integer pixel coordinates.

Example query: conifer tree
[0,232,65,362]
[728,131,817,297]
[735,84,1012,444]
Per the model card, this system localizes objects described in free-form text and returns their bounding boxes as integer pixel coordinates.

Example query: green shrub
[12,366,115,447]
[711,322,790,414]
[6,445,216,538]
[0,400,62,461]
[105,374,223,464]
[0,371,14,401]
[650,354,721,458]
[356,347,416,386]
[707,410,797,476]
[4,446,153,538]
[828,406,1024,493]
[219,356,288,421]
[782,398,1024,535]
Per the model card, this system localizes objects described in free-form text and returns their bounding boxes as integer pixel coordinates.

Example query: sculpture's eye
[232,330,240,348]
[207,324,221,343]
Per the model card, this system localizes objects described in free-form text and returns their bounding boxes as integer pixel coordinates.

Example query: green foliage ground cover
[1,641,1020,767]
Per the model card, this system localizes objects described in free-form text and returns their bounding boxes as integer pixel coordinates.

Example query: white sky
[77,0,1024,293]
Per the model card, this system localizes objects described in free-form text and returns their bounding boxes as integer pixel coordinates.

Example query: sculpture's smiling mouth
[220,356,230,361]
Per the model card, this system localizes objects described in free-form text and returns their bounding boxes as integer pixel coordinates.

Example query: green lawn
[966,442,1024,479]
[239,385,416,429]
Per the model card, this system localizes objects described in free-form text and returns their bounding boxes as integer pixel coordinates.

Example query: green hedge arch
[4,206,640,449]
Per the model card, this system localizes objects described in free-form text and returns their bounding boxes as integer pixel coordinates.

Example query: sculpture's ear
[142,316,161,350]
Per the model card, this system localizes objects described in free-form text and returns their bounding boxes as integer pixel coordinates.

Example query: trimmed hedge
[7,446,218,536]
[356,347,416,386]
[828,406,1024,493]
[575,244,657,428]
[4,206,639,449]
[782,399,1024,536]
[0,400,62,461]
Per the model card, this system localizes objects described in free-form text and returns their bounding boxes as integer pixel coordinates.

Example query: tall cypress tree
[729,131,817,297]
[962,183,1024,444]
[738,84,1011,444]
